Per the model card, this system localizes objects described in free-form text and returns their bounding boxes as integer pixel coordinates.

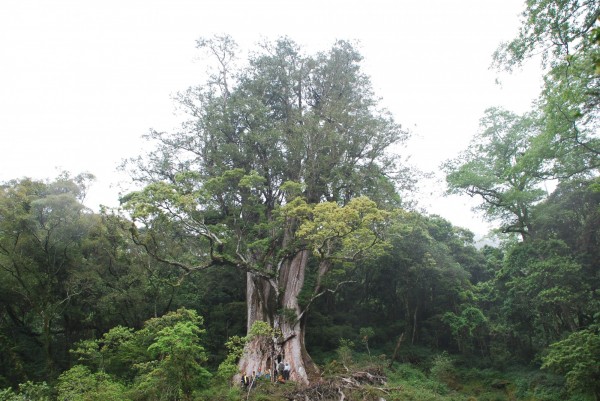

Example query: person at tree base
[241,372,250,390]
[283,362,291,380]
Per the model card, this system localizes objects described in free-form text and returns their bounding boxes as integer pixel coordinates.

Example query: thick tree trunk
[237,249,320,385]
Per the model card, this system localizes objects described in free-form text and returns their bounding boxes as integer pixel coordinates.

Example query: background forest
[1,1,599,400]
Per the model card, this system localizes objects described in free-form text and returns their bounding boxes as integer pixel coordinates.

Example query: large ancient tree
[122,36,409,384]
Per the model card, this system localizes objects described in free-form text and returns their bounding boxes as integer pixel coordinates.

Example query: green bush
[0,382,52,401]
[510,369,567,401]
[57,366,127,401]
[196,385,242,401]
[542,329,600,399]
[430,352,455,384]
[336,338,355,369]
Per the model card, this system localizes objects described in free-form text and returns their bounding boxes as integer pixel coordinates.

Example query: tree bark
[237,249,320,385]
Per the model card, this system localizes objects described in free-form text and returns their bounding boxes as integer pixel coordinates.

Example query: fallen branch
[284,367,394,401]
[388,332,405,368]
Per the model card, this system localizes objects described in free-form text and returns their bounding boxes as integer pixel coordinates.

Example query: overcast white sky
[0,0,542,237]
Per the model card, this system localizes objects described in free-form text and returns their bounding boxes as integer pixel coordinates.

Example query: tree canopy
[446,0,599,239]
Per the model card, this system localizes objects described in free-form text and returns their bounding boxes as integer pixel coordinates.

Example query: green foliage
[56,366,127,401]
[430,352,456,386]
[444,108,545,239]
[289,196,392,261]
[140,320,212,399]
[336,338,355,369]
[71,326,137,375]
[0,382,52,401]
[215,336,246,384]
[493,0,599,69]
[277,307,297,324]
[498,239,589,348]
[359,326,375,358]
[0,28,598,400]
[0,174,98,381]
[1,174,597,398]
[247,321,275,339]
[122,36,408,283]
[507,369,568,401]
[493,0,600,177]
[359,327,375,340]
[385,363,454,400]
[120,38,410,383]
[442,307,488,354]
[542,329,600,399]
[195,385,242,401]
[131,309,212,400]
[444,0,599,254]
[62,308,211,401]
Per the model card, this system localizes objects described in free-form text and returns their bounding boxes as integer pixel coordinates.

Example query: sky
[0,0,543,237]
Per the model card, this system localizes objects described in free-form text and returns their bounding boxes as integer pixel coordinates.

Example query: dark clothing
[283,362,291,380]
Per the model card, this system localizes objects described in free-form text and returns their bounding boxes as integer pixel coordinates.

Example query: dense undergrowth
[199,351,577,401]
[197,348,582,401]
[0,307,591,401]
[0,348,584,401]
[218,354,580,401]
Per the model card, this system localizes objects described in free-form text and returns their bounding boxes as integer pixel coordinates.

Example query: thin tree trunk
[42,310,53,377]
[411,305,418,345]
[388,332,405,368]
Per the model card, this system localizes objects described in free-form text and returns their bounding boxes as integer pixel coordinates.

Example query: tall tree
[77,210,185,332]
[0,174,94,380]
[493,0,600,177]
[305,213,484,358]
[443,107,546,240]
[541,328,600,400]
[498,239,589,346]
[122,36,409,384]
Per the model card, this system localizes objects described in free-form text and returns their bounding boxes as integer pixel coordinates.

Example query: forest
[1,1,599,400]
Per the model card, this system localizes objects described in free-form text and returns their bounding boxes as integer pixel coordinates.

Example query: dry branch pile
[284,368,393,401]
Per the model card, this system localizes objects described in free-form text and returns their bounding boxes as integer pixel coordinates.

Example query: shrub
[0,382,51,401]
[336,338,355,370]
[57,366,127,401]
[430,352,455,385]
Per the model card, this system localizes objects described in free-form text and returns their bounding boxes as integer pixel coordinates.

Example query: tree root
[284,367,394,401]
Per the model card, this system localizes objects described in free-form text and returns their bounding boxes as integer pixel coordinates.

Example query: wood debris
[283,368,394,401]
